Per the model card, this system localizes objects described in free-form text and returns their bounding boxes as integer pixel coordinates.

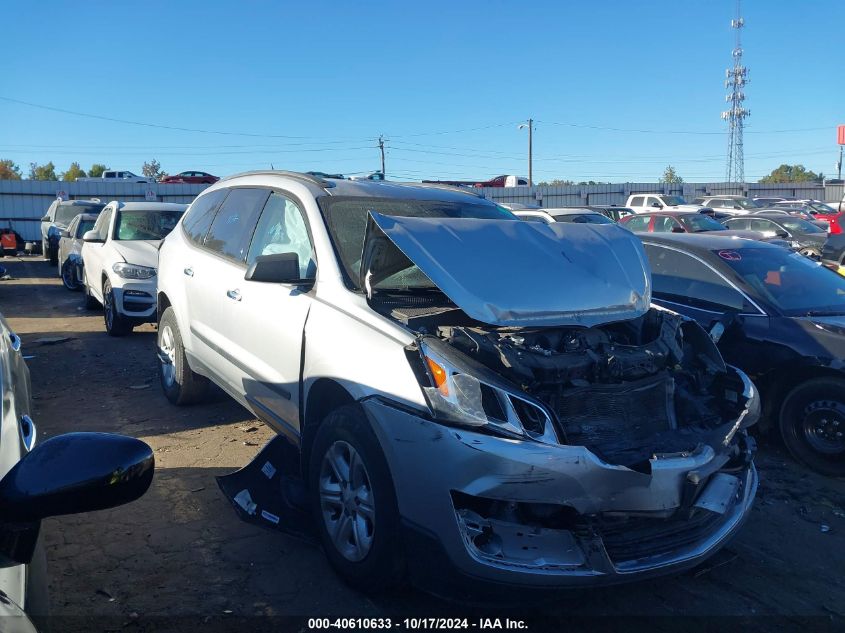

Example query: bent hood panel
[111,240,160,269]
[362,212,651,328]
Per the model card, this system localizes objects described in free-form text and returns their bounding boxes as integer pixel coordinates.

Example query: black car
[721,212,827,258]
[821,232,845,271]
[640,233,845,476]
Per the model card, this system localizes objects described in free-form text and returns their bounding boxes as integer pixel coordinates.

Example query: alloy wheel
[318,440,376,562]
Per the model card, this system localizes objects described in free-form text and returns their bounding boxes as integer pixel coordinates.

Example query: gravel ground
[1,255,844,631]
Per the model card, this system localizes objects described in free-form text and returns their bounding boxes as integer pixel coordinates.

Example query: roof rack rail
[217,170,336,189]
[406,182,484,198]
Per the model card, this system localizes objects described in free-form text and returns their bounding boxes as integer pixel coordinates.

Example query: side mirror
[59,229,70,238]
[245,252,312,285]
[41,215,50,222]
[671,226,686,233]
[776,231,789,239]
[734,205,743,210]
[651,202,663,209]
[82,230,103,243]
[0,432,153,524]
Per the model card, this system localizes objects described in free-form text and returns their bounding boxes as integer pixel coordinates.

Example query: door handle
[8,331,21,352]
[226,289,242,302]
[183,267,194,277]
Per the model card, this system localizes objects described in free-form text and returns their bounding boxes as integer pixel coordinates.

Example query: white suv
[156,171,759,594]
[81,201,186,336]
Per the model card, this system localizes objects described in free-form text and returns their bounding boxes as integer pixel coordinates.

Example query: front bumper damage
[361,393,757,589]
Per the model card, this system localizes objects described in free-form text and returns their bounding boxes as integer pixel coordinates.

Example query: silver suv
[156,171,759,593]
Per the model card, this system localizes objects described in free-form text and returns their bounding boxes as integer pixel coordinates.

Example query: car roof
[58,199,104,207]
[639,232,780,253]
[218,170,489,204]
[543,208,598,215]
[110,201,188,212]
[631,211,703,218]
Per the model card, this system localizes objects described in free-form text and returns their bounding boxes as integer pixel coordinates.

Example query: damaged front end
[361,212,759,585]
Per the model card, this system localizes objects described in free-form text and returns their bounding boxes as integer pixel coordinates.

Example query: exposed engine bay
[377,295,751,469]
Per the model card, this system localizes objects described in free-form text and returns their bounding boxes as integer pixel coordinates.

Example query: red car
[159,171,219,184]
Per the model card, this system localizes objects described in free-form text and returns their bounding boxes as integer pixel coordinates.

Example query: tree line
[0,159,168,181]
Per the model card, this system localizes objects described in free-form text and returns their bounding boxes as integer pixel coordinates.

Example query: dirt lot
[1,255,844,631]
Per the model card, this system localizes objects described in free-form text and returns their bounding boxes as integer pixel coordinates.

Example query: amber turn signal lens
[426,356,449,396]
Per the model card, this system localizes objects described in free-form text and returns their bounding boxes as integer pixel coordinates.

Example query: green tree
[537,179,574,186]
[142,158,166,180]
[659,165,683,184]
[28,162,57,181]
[88,163,109,178]
[0,159,22,180]
[62,162,87,182]
[759,164,821,183]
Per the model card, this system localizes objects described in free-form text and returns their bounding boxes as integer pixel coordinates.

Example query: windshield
[780,218,825,234]
[660,196,686,206]
[56,204,103,226]
[77,219,97,237]
[718,247,845,316]
[318,196,515,290]
[808,202,836,215]
[114,210,184,240]
[682,215,726,232]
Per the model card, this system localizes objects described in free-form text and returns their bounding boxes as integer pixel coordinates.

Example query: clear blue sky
[2,0,843,183]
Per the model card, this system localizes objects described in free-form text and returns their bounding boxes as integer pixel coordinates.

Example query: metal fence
[0,180,210,241]
[1,178,842,243]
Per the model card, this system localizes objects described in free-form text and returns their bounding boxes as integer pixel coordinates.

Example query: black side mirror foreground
[245,252,313,285]
[0,432,153,565]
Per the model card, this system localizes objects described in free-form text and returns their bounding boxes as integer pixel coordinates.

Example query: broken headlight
[413,339,558,443]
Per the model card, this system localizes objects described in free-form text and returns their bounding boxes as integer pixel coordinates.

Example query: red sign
[838,125,845,145]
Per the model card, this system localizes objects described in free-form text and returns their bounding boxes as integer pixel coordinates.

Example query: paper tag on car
[694,473,740,514]
[261,461,277,480]
[233,489,257,516]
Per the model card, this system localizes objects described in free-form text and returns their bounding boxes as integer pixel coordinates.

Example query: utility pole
[722,0,750,185]
[518,119,534,186]
[378,135,386,177]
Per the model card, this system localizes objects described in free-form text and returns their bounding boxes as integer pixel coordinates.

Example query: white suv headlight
[112,263,156,279]
[412,339,558,444]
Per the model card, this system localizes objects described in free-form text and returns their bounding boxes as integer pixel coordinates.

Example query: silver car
[57,212,99,290]
[39,199,104,265]
[157,171,759,594]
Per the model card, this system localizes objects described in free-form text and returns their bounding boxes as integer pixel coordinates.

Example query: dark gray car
[723,213,827,258]
[40,200,104,265]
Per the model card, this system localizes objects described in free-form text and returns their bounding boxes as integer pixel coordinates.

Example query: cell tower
[722,0,750,184]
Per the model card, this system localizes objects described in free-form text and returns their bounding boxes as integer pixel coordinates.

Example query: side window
[204,188,270,263]
[94,209,113,241]
[750,219,776,233]
[652,217,677,233]
[643,245,755,312]
[247,192,316,278]
[182,188,228,246]
[626,216,651,232]
[727,218,749,230]
[630,196,644,207]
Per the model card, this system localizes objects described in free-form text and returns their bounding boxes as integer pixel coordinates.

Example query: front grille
[549,373,676,466]
[597,507,727,564]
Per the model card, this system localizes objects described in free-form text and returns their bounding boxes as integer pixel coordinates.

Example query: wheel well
[761,365,845,431]
[300,379,355,479]
[157,292,171,324]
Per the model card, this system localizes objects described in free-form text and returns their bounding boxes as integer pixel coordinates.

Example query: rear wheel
[309,405,404,593]
[103,279,132,336]
[780,377,845,477]
[158,306,209,405]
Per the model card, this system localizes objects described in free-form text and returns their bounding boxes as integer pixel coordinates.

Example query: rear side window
[182,188,228,246]
[726,218,749,230]
[630,196,644,207]
[624,216,650,232]
[204,188,270,263]
[652,217,678,232]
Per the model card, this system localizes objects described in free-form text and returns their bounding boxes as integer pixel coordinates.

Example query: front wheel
[309,405,405,593]
[780,377,845,477]
[157,307,209,405]
[61,260,80,291]
[103,279,132,337]
[798,247,821,260]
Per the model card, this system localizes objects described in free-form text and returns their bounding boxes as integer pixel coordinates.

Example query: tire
[798,247,821,260]
[82,271,100,310]
[157,306,209,405]
[60,260,80,291]
[102,279,133,337]
[47,243,58,266]
[309,404,405,593]
[779,377,845,477]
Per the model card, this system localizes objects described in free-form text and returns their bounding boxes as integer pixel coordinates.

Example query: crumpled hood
[110,241,160,269]
[361,212,651,328]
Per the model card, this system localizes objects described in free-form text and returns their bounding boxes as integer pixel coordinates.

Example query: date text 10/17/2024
[307,618,528,630]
